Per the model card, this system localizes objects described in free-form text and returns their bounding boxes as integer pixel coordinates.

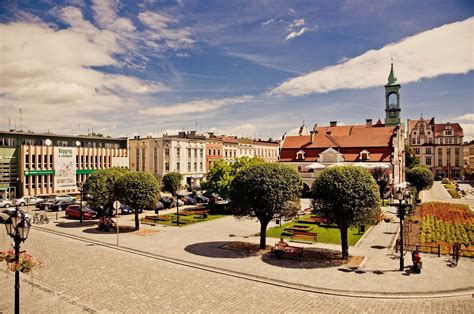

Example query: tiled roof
[281,124,397,149]
[220,136,238,143]
[434,123,464,137]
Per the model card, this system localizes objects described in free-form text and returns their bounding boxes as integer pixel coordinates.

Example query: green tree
[405,144,420,169]
[115,172,160,230]
[371,167,390,200]
[83,168,129,209]
[202,157,265,199]
[162,172,183,195]
[230,163,302,249]
[312,166,381,259]
[406,166,434,201]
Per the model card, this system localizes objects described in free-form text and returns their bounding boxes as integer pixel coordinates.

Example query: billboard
[54,147,76,191]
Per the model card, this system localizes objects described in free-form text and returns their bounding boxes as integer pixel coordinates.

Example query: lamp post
[77,182,83,223]
[395,188,413,271]
[176,193,180,226]
[4,206,31,314]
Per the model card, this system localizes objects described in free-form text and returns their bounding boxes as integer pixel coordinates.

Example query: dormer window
[359,150,370,161]
[296,150,305,160]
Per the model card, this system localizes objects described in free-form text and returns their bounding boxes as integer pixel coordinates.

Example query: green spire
[387,62,397,85]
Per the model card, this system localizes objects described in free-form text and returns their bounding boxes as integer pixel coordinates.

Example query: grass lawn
[145,213,226,227]
[266,216,368,246]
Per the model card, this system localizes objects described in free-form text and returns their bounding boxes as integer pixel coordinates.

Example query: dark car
[50,200,76,211]
[65,205,97,220]
[195,194,209,204]
[103,204,134,216]
[36,198,56,210]
[159,196,173,209]
[179,195,197,205]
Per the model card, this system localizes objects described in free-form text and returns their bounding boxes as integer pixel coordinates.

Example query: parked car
[159,196,173,209]
[171,199,185,207]
[50,200,76,211]
[104,204,134,216]
[0,199,12,208]
[179,195,197,205]
[195,194,209,204]
[55,194,77,203]
[14,196,45,206]
[36,198,56,210]
[65,205,97,220]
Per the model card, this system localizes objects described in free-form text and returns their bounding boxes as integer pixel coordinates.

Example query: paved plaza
[0,192,473,312]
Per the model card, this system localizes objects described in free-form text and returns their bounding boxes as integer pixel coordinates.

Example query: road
[1,228,472,313]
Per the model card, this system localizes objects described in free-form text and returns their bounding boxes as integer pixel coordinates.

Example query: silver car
[0,199,12,208]
[14,196,45,206]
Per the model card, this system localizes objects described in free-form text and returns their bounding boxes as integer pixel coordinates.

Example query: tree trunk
[259,220,269,250]
[340,226,349,259]
[135,209,140,230]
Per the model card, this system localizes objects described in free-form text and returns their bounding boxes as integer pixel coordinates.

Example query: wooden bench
[272,245,304,260]
[291,232,317,244]
[143,215,169,225]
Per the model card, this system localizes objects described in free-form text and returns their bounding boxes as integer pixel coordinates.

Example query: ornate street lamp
[4,207,31,314]
[395,188,412,271]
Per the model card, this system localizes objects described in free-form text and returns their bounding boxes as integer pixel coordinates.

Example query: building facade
[221,136,238,164]
[407,117,464,179]
[279,64,405,190]
[253,139,279,162]
[237,138,254,158]
[206,134,223,169]
[0,130,128,199]
[462,140,474,181]
[129,131,206,187]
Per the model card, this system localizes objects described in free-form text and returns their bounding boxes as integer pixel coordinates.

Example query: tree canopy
[312,166,380,258]
[406,166,434,199]
[162,172,183,196]
[83,167,129,209]
[202,157,265,199]
[115,172,160,230]
[405,144,420,169]
[371,167,390,199]
[230,163,302,249]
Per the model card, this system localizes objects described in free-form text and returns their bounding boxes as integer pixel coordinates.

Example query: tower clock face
[389,111,396,117]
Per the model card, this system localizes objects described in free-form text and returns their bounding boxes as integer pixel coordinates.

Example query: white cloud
[457,113,474,122]
[272,17,474,96]
[139,96,254,117]
[289,18,304,29]
[0,22,167,133]
[460,123,474,141]
[285,27,306,41]
[262,18,275,27]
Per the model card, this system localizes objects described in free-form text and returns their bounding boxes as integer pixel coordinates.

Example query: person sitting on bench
[276,238,288,249]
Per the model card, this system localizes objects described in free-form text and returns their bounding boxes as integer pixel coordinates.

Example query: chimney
[326,130,332,136]
[310,131,315,144]
[310,123,318,144]
[366,119,372,127]
[330,121,337,127]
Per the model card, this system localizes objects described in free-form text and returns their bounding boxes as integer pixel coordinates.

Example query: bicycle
[32,213,50,224]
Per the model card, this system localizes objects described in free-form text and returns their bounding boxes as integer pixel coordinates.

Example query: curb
[32,226,474,300]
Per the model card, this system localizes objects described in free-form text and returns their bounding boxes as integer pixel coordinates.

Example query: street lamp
[4,206,31,314]
[395,188,413,271]
[77,182,83,223]
[176,193,180,226]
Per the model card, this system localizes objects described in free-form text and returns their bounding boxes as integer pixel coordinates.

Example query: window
[453,138,457,144]
[455,158,460,167]
[455,148,460,155]
[217,149,221,156]
[425,157,432,166]
[176,162,180,171]
[417,138,420,144]
[213,149,216,156]
[136,148,140,171]
[187,162,191,172]
[194,162,197,171]
[296,150,305,160]
[426,148,432,155]
[142,148,146,172]
[200,149,203,157]
[188,148,191,158]
[165,163,169,171]
[165,148,170,156]
[32,155,36,169]
[200,162,203,171]
[428,138,433,144]
[414,148,420,155]
[154,147,158,173]
[438,158,442,166]
[194,148,197,158]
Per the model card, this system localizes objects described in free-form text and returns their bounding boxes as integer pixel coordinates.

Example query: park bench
[290,232,317,244]
[271,244,304,260]
[143,215,169,225]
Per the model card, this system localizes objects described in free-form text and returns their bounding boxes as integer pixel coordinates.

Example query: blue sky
[0,0,473,140]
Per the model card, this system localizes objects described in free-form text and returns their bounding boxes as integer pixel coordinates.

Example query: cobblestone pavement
[1,229,473,313]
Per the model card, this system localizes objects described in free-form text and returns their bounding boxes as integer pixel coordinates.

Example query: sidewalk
[29,206,474,298]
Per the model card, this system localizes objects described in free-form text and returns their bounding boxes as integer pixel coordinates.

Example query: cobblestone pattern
[1,229,473,313]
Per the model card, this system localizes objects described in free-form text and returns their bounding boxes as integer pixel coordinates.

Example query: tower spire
[387,59,397,85]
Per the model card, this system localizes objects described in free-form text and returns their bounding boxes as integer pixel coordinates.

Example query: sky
[0,0,473,140]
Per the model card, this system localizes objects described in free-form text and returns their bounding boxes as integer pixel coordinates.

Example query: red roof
[220,136,238,143]
[434,123,463,137]
[281,124,396,149]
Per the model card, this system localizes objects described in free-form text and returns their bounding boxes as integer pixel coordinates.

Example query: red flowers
[0,250,42,274]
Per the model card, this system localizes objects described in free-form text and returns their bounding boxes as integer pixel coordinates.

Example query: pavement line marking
[32,226,474,300]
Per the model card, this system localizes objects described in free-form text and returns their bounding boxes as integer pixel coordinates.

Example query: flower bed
[414,202,474,256]
[447,189,461,199]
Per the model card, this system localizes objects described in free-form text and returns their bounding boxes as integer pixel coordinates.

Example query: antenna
[8,117,10,130]
[19,108,22,131]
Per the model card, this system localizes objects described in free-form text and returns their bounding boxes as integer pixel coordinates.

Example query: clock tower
[384,62,401,126]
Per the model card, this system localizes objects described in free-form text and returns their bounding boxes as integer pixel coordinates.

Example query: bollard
[56,212,58,221]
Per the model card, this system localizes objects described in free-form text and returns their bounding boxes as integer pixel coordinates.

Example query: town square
[0,1,473,313]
